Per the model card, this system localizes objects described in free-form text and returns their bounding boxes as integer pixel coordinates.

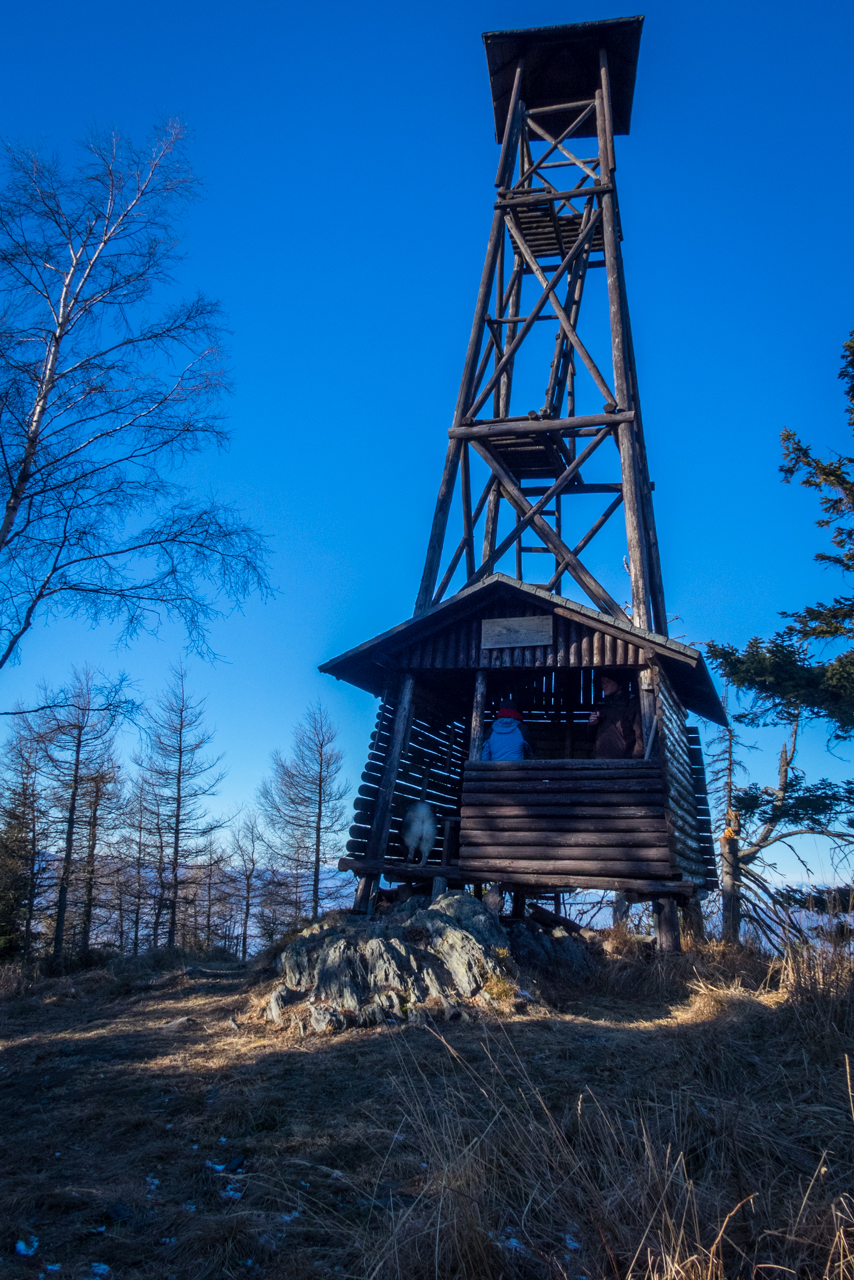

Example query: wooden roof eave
[318,575,727,726]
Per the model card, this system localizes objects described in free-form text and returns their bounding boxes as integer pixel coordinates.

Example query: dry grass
[0,933,852,1278]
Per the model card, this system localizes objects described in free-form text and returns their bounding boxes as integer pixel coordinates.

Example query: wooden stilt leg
[470,669,488,761]
[612,892,629,924]
[653,898,681,953]
[431,876,448,902]
[365,674,416,865]
[353,875,377,916]
[512,889,526,919]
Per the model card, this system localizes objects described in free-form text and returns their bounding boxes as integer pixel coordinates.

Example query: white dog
[401,801,437,866]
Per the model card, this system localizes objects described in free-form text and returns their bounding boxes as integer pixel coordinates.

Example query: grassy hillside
[0,933,852,1278]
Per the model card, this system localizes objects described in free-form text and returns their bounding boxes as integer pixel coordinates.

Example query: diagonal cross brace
[464,208,603,423]
[525,115,600,183]
[467,427,611,588]
[506,211,615,406]
[470,438,628,621]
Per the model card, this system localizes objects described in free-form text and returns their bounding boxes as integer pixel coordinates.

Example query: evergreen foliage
[707,330,854,739]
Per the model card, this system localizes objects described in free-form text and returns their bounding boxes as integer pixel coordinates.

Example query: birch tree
[0,121,268,672]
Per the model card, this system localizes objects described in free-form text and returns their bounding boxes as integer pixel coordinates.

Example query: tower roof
[482,16,644,143]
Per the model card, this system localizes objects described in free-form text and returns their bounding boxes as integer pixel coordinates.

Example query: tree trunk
[167,739,184,950]
[720,833,741,943]
[313,769,322,922]
[52,726,83,962]
[80,778,102,957]
[152,852,166,949]
[22,779,39,963]
[241,872,253,961]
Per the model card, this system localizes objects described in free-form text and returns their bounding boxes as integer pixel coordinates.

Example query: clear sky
[1,0,853,885]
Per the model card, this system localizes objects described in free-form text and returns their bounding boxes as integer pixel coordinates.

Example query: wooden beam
[469,669,488,761]
[450,411,633,440]
[595,84,652,632]
[460,442,476,580]
[481,478,500,567]
[364,675,415,863]
[433,475,496,605]
[494,60,524,188]
[496,183,613,207]
[526,99,595,116]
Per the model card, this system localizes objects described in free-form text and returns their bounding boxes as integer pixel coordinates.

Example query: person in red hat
[481,700,533,761]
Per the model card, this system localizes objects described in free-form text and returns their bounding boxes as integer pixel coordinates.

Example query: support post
[512,889,526,919]
[595,76,652,631]
[653,897,681,953]
[352,875,376,916]
[469,670,488,761]
[612,892,629,925]
[681,896,706,942]
[365,674,416,865]
[431,877,448,902]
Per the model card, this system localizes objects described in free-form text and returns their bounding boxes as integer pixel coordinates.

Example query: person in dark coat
[481,702,533,761]
[589,674,644,759]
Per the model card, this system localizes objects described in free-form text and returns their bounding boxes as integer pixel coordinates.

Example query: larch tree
[29,668,135,962]
[136,666,223,949]
[259,703,349,922]
[231,812,261,961]
[0,717,49,959]
[0,120,268,674]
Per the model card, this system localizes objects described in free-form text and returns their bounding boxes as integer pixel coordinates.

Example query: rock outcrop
[264,890,593,1034]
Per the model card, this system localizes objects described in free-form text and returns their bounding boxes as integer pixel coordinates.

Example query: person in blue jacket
[481,702,533,761]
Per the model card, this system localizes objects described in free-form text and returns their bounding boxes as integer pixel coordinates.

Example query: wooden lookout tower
[320,16,726,948]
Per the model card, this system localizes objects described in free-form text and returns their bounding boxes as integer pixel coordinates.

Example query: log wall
[457,758,679,891]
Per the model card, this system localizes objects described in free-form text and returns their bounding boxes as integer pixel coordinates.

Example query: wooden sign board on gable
[481,615,553,649]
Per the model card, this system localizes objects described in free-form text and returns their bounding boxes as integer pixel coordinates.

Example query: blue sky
[1,0,853,884]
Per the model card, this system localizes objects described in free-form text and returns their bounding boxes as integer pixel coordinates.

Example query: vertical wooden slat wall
[347,694,469,867]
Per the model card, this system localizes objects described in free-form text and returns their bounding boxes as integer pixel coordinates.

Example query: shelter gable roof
[319,576,726,726]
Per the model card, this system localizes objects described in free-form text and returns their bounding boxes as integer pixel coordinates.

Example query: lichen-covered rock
[264,890,595,1034]
[265,891,510,1032]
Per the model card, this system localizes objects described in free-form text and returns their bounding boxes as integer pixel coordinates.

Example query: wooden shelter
[320,17,726,947]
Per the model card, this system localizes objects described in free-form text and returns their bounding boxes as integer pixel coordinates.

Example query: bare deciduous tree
[136,666,224,949]
[27,668,135,961]
[0,120,268,672]
[259,704,349,922]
